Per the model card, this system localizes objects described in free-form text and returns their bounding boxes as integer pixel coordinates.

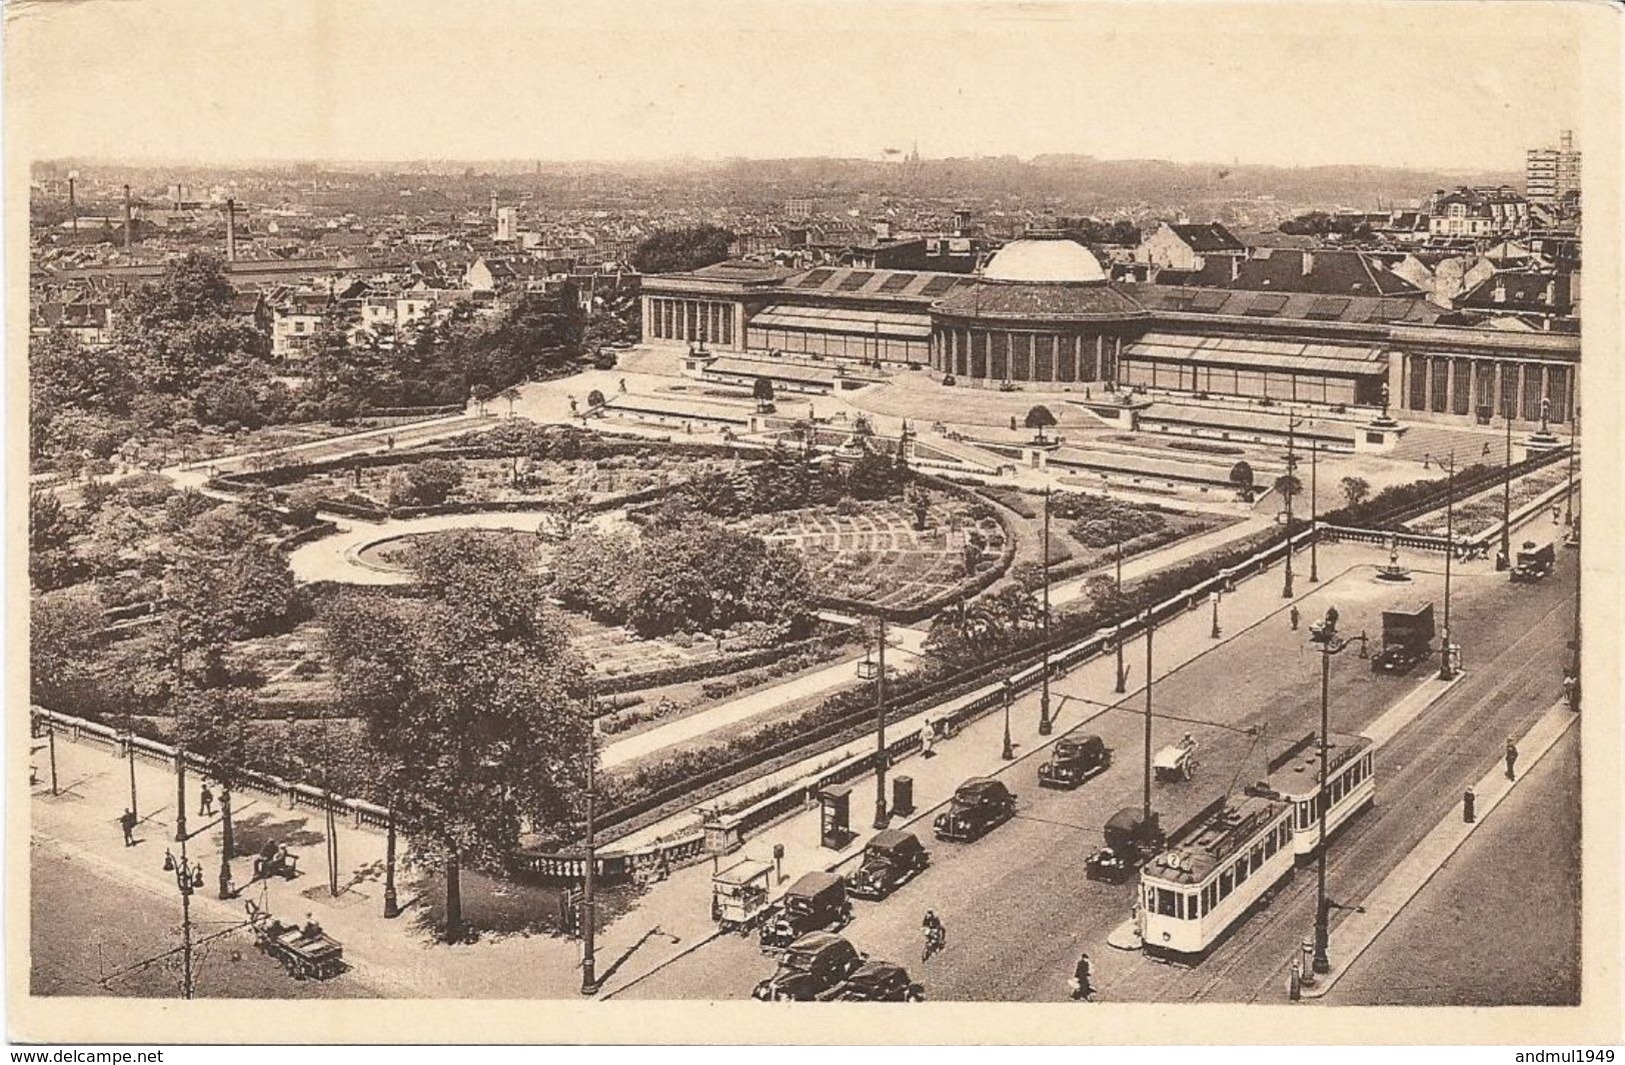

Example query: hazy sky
[6,0,1591,170]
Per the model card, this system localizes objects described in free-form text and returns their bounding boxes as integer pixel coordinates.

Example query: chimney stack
[68,174,78,235]
[225,197,237,263]
[123,184,133,248]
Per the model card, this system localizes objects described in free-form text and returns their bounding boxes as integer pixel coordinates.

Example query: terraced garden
[735,499,1006,612]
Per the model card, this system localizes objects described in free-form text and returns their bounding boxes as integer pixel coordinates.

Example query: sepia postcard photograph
[4,0,1622,1047]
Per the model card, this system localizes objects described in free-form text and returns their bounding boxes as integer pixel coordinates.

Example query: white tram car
[1139,794,1295,957]
[1244,731,1375,859]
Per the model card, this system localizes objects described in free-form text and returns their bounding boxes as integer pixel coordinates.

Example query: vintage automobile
[1511,539,1557,582]
[1372,601,1436,673]
[839,960,926,1002]
[1085,807,1166,883]
[844,829,930,901]
[759,871,853,950]
[751,932,865,1001]
[933,777,1017,842]
[1037,734,1112,789]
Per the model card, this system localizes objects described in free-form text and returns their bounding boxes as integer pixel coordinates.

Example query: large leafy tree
[30,587,105,707]
[630,225,734,275]
[321,532,593,943]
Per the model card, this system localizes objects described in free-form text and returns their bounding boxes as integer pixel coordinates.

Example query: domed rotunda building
[929,233,1149,388]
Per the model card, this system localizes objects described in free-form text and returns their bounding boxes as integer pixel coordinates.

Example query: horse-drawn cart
[245,900,345,981]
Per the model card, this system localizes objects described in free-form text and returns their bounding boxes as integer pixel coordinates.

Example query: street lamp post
[1311,620,1367,975]
[47,717,59,796]
[1210,590,1222,639]
[1038,486,1053,736]
[383,808,400,918]
[581,704,599,995]
[1114,541,1127,693]
[1440,452,1456,680]
[1142,611,1155,827]
[874,616,891,829]
[1001,677,1015,761]
[1309,442,1319,583]
[162,843,204,999]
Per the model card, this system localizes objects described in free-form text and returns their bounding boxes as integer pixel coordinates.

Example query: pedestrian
[1563,673,1579,712]
[199,783,215,817]
[920,716,935,758]
[387,434,395,451]
[1505,737,1518,781]
[120,808,137,847]
[1551,505,1561,525]
[1072,952,1095,1001]
[1289,605,1300,631]
[619,377,627,393]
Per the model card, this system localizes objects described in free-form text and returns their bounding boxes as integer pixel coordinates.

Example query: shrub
[386,459,464,508]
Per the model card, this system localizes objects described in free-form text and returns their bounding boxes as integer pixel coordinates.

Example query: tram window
[1186,893,1198,920]
[1265,832,1277,858]
[1157,888,1178,917]
[1250,844,1264,872]
[1235,858,1249,886]
[1219,870,1234,899]
[1203,884,1215,914]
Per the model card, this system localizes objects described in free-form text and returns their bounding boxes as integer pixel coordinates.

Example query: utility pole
[1564,409,1577,526]
[581,705,599,995]
[1114,541,1127,693]
[1001,677,1015,761]
[1038,485,1053,736]
[874,616,890,828]
[1499,388,1514,569]
[1312,623,1366,975]
[1283,413,1301,598]
[1309,442,1320,583]
[125,713,139,817]
[47,718,59,796]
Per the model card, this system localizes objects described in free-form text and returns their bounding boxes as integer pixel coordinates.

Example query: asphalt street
[620,546,1579,1002]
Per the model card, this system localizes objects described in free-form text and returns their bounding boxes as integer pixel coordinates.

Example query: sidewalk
[1301,699,1579,998]
[29,739,720,999]
[602,626,925,770]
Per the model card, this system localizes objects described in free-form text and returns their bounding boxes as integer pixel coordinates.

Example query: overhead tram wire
[1050,689,1263,737]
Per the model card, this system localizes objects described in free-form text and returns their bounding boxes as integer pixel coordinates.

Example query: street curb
[1299,700,1578,999]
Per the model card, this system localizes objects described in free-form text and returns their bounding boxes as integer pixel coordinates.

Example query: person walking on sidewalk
[119,809,137,847]
[199,783,215,817]
[1505,737,1519,781]
[920,716,936,758]
[1071,952,1096,1001]
[1289,605,1301,632]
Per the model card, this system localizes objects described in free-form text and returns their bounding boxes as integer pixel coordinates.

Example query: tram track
[1108,589,1575,1003]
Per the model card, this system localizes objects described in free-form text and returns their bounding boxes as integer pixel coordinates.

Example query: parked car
[933,777,1017,842]
[1038,734,1112,789]
[752,932,864,1001]
[839,960,926,1002]
[1085,808,1166,884]
[760,871,853,950]
[845,830,930,900]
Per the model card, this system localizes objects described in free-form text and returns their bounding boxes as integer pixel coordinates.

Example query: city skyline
[8,0,1588,172]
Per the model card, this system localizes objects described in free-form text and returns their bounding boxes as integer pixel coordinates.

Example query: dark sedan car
[752,932,864,1001]
[759,871,853,950]
[844,830,930,900]
[839,960,925,1002]
[933,777,1017,842]
[1038,734,1111,789]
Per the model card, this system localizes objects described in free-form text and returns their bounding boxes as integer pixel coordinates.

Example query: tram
[1244,731,1375,859]
[1139,794,1295,957]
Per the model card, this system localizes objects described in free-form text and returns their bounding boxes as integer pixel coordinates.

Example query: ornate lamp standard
[1283,412,1303,598]
[580,702,600,996]
[161,844,205,999]
[1439,452,1457,680]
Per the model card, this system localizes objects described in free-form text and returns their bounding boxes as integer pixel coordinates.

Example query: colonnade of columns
[930,325,1120,385]
[642,296,740,348]
[1399,352,1574,424]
